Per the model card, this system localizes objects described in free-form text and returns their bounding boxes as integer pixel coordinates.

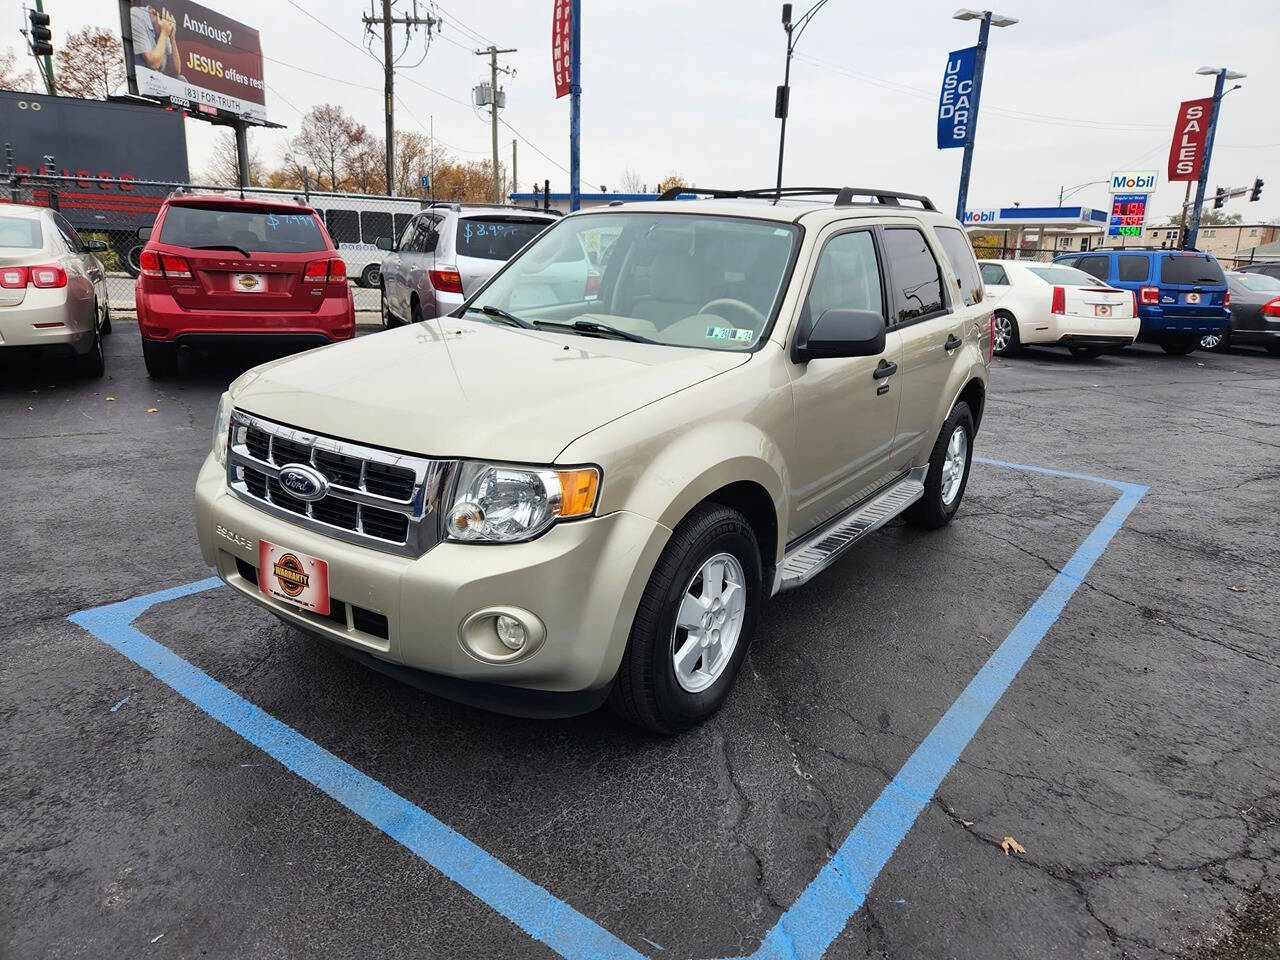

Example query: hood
[230,319,749,462]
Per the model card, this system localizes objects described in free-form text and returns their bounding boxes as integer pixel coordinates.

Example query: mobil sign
[963,209,997,225]
[1167,98,1213,182]
[1109,170,1158,193]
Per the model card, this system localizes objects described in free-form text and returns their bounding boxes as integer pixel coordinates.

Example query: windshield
[1027,265,1108,287]
[468,212,800,350]
[1234,271,1280,293]
[0,216,42,249]
[160,204,328,253]
[1160,254,1224,285]
[456,218,550,260]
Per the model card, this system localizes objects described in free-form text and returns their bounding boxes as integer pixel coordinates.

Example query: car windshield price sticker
[1108,193,1148,237]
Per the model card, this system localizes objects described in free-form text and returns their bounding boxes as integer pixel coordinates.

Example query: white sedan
[978,259,1138,359]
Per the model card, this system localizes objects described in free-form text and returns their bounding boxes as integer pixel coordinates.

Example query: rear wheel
[1200,330,1228,351]
[609,503,761,734]
[410,296,426,325]
[360,263,380,288]
[1068,344,1104,359]
[1160,337,1198,355]
[100,303,112,335]
[992,311,1020,357]
[75,322,105,378]
[905,401,974,529]
[142,337,179,378]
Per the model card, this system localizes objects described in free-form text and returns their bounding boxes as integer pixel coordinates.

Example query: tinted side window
[393,212,416,242]
[416,216,441,253]
[980,263,1008,285]
[1116,255,1149,282]
[360,211,393,245]
[934,226,983,306]
[883,227,944,324]
[399,217,419,252]
[1076,255,1110,281]
[52,212,85,252]
[325,209,360,244]
[804,230,884,322]
[1160,254,1224,285]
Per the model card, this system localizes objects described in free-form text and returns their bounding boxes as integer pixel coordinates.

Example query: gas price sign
[1108,193,1149,237]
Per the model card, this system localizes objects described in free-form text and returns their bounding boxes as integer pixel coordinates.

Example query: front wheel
[609,503,761,734]
[1160,337,1198,356]
[75,323,105,378]
[100,304,112,335]
[904,401,975,529]
[1200,330,1228,351]
[992,311,1020,357]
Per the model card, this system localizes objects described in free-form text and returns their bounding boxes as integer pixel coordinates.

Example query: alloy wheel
[670,552,747,694]
[940,425,968,506]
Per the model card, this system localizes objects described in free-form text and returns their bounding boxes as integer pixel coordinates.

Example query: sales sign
[1108,193,1148,237]
[1167,97,1213,182]
[551,0,571,99]
[936,46,977,150]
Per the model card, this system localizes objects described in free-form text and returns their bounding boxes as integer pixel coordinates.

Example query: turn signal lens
[29,264,67,288]
[556,467,600,518]
[428,268,464,294]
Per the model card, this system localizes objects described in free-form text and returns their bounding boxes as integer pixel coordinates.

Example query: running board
[774,467,928,594]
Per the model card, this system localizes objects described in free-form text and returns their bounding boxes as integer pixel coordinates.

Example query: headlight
[212,392,232,465]
[444,463,600,543]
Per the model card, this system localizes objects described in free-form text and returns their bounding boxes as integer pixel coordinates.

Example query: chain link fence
[1,173,436,317]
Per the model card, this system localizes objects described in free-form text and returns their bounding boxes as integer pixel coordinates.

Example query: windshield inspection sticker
[706,326,754,342]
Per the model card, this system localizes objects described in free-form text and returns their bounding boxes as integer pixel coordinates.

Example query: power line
[287,0,380,62]
[433,3,496,47]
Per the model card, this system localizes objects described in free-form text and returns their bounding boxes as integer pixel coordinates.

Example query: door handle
[872,359,897,379]
[944,333,962,351]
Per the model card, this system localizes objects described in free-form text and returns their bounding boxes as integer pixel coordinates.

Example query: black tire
[1267,344,1280,357]
[609,503,762,735]
[142,337,179,378]
[904,401,975,530]
[381,284,402,328]
[76,323,105,378]
[1068,344,1104,359]
[100,304,112,335]
[360,263,380,288]
[1160,337,1198,355]
[992,310,1020,357]
[411,296,425,325]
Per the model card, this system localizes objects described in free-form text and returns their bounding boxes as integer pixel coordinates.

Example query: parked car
[135,194,355,378]
[196,186,991,733]
[1053,248,1229,354]
[978,258,1136,359]
[0,203,111,377]
[1201,271,1280,354]
[376,203,560,326]
[1236,261,1280,283]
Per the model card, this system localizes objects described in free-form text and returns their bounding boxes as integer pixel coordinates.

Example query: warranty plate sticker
[258,541,330,616]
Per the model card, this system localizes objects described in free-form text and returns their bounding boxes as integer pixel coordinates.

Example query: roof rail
[656,185,935,210]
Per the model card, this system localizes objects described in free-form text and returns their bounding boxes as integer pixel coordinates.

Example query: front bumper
[195,454,671,712]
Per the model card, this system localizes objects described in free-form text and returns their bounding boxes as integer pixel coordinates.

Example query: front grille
[226,410,456,557]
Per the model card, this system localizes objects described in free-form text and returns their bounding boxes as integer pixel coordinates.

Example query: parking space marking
[68,578,646,960]
[68,457,1145,960]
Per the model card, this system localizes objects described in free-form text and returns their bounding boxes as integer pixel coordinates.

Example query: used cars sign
[937,46,978,150]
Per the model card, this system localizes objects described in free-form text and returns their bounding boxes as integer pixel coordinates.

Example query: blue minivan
[1052,249,1229,354]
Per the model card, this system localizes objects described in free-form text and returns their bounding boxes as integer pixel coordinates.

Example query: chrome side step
[774,466,927,594]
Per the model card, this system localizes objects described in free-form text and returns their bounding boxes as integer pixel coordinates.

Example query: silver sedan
[0,203,111,376]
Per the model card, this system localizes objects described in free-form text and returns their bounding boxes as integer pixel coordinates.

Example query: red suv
[135,194,355,377]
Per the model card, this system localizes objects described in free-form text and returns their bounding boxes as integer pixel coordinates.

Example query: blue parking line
[68,457,1145,960]
[741,459,1147,960]
[69,579,646,960]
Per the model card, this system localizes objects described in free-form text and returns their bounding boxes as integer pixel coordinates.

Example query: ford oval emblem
[277,464,329,502]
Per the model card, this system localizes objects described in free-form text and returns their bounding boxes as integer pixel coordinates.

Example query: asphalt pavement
[2,320,1278,959]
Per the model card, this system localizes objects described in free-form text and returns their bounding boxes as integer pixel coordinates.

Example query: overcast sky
[24,0,1280,221]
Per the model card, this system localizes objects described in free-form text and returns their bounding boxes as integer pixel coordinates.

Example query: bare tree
[55,27,128,100]
[618,167,645,193]
[393,131,431,196]
[290,104,361,191]
[343,125,386,194]
[656,172,687,195]
[0,46,39,93]
[201,128,264,186]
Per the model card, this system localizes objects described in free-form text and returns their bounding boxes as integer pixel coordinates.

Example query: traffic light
[28,9,52,57]
[1250,177,1264,202]
[1213,187,1226,210]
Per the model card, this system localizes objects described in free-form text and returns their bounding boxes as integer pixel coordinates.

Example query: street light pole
[1185,66,1244,251]
[950,9,1015,222]
[773,0,831,201]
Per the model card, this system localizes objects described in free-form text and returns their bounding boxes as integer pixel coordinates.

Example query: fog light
[495,615,527,651]
[448,501,486,540]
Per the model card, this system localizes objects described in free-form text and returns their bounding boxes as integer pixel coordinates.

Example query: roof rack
[426,201,561,216]
[656,185,936,211]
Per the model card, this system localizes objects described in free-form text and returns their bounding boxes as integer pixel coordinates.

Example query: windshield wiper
[191,243,252,258]
[538,318,657,344]
[465,304,536,329]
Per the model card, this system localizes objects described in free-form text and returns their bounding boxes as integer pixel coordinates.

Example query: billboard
[936,46,977,150]
[1167,98,1212,182]
[120,0,267,124]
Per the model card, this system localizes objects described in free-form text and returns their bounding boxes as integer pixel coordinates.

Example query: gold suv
[195,187,992,733]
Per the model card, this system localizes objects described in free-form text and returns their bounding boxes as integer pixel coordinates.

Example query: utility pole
[512,138,517,198]
[569,0,581,211]
[475,46,517,203]
[363,0,439,196]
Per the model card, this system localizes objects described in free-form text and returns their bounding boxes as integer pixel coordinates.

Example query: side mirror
[137,227,152,241]
[375,236,395,251]
[793,308,887,362]
[86,239,109,252]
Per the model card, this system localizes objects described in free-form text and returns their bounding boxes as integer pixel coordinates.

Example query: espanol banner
[937,46,977,150]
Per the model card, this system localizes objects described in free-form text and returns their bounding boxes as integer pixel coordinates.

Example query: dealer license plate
[233,273,266,293]
[1094,304,1112,317]
[258,540,330,615]
[1185,292,1202,304]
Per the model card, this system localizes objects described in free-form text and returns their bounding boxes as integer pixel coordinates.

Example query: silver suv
[376,202,564,325]
[198,186,992,733]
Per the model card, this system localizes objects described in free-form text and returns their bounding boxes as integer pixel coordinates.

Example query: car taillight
[1051,285,1065,315]
[429,268,464,294]
[1139,285,1159,305]
[0,266,28,289]
[304,258,347,283]
[29,265,67,288]
[160,253,192,278]
[1223,290,1230,307]
[139,249,163,277]
[1262,298,1280,318]
[1130,290,1138,316]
